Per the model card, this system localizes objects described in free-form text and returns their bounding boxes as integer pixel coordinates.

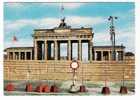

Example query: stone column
[101,51,103,61]
[94,51,96,61]
[68,40,71,60]
[45,41,48,60]
[30,51,32,60]
[54,40,58,60]
[41,41,44,60]
[34,40,37,60]
[118,51,122,61]
[109,51,111,61]
[14,52,17,60]
[25,52,27,60]
[13,52,15,60]
[20,52,22,60]
[78,40,82,61]
[17,52,19,60]
[7,52,9,60]
[89,41,93,62]
[115,51,117,61]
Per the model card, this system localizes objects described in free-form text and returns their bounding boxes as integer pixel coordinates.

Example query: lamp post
[108,16,118,61]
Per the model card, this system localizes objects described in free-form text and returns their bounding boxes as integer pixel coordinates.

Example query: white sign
[70,60,79,69]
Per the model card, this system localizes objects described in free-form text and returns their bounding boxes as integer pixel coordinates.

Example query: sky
[4,2,135,54]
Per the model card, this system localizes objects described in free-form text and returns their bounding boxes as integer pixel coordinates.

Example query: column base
[50,85,58,92]
[119,86,128,94]
[5,83,15,91]
[43,85,50,93]
[35,84,44,92]
[25,83,32,92]
[79,85,87,92]
[101,86,110,95]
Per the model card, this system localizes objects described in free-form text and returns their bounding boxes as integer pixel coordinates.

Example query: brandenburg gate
[33,18,93,61]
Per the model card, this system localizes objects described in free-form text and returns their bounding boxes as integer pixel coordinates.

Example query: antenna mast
[108,16,118,61]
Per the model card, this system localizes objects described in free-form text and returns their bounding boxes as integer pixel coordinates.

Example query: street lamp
[108,16,118,61]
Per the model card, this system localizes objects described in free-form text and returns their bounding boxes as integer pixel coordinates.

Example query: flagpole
[60,3,64,19]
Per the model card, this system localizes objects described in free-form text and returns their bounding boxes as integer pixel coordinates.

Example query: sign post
[69,60,80,93]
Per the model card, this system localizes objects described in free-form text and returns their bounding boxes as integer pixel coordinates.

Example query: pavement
[4,80,135,96]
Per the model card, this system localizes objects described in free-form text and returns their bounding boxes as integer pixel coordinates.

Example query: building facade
[4,18,135,82]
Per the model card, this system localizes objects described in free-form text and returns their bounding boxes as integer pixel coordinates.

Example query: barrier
[5,83,15,91]
[35,84,44,92]
[43,85,50,93]
[25,83,32,92]
[50,85,58,92]
[79,85,86,92]
[119,86,128,94]
[101,86,110,95]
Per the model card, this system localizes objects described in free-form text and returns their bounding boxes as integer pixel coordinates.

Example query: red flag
[12,35,18,42]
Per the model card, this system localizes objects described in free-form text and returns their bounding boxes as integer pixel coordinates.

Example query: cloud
[4,20,31,33]
[67,16,105,27]
[61,3,84,9]
[94,31,110,45]
[4,18,135,53]
[94,26,135,53]
[4,38,33,49]
[111,9,135,25]
[5,3,25,8]
[116,27,135,52]
[5,2,84,10]
[4,16,105,34]
[4,18,59,34]
[40,3,84,9]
